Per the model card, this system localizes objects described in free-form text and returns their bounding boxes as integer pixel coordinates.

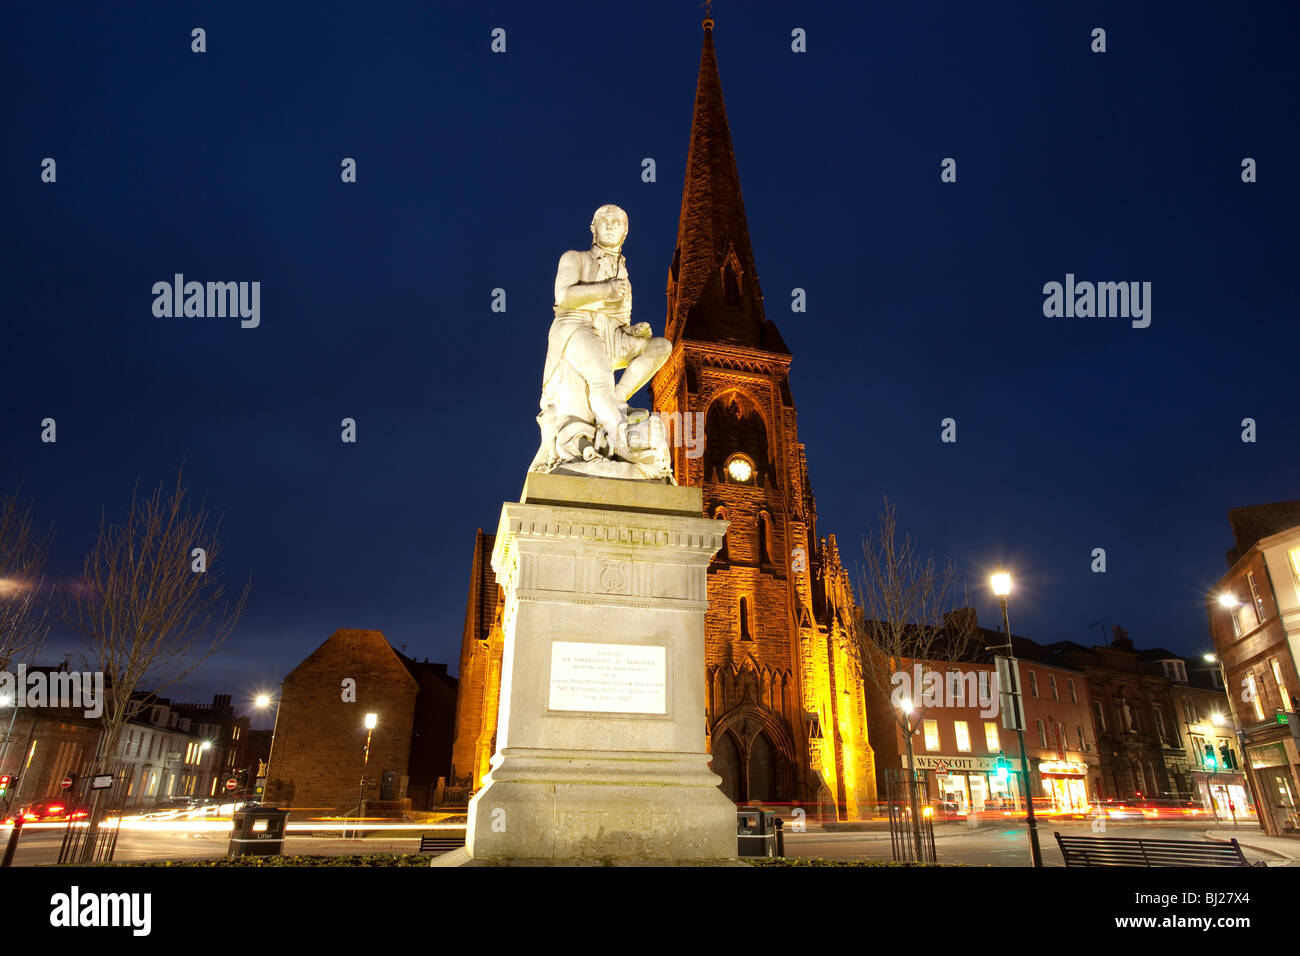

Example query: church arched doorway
[748,732,775,802]
[710,706,797,804]
[711,731,742,801]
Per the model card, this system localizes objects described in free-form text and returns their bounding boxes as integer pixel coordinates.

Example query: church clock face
[725,454,753,483]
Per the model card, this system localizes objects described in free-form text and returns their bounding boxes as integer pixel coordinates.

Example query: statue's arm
[554,251,617,310]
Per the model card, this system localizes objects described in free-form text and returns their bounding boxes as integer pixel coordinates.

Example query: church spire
[666,17,788,353]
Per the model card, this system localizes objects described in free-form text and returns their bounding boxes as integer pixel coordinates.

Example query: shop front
[1037,760,1091,813]
[901,754,1017,814]
[1190,770,1254,824]
[1248,740,1299,836]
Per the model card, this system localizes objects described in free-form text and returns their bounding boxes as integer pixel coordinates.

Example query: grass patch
[109,853,433,867]
[749,857,962,867]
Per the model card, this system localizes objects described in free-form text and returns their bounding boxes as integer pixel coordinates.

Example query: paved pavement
[1205,828,1300,862]
[784,820,1292,866]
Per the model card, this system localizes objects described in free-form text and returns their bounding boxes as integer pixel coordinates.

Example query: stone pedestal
[461,472,736,862]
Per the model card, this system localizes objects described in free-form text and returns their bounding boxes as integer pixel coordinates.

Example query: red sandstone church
[451,18,876,820]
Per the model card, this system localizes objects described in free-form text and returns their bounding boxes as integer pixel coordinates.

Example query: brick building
[1207,501,1300,836]
[1012,639,1100,812]
[450,18,875,818]
[867,622,1100,815]
[265,629,457,815]
[0,666,100,812]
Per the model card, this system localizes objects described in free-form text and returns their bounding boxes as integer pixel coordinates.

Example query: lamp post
[896,696,927,861]
[356,713,377,840]
[255,690,281,805]
[1205,640,1253,827]
[991,569,1043,867]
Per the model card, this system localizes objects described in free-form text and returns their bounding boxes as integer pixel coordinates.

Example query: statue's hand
[630,322,652,338]
[606,278,630,300]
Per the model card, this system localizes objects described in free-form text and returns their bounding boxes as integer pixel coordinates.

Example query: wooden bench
[1054,832,1264,867]
[418,834,465,855]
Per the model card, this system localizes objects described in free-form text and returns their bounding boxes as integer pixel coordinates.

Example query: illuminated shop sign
[1037,760,1087,776]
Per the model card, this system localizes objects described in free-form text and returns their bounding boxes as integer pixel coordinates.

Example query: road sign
[91,774,113,790]
[225,777,238,791]
[934,761,949,775]
[61,776,73,790]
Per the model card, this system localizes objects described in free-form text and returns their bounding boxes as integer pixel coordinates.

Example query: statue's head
[590,204,628,251]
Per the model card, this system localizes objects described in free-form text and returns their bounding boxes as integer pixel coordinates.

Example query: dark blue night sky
[5,1,1298,725]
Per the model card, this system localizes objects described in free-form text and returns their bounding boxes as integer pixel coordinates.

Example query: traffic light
[1203,744,1218,769]
[1219,744,1235,770]
[994,754,1010,779]
[0,775,10,797]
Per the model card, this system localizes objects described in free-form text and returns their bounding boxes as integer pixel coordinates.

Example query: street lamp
[1202,650,1250,827]
[356,713,377,840]
[990,568,1043,867]
[255,690,281,805]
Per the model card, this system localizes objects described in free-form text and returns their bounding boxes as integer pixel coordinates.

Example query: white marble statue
[528,204,674,481]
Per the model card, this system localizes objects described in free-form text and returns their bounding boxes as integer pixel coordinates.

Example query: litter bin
[228,806,289,857]
[737,808,775,858]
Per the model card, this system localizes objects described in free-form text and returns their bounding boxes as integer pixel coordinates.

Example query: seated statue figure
[528,204,673,480]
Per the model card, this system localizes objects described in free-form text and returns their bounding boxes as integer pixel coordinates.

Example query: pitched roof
[1227,500,1300,565]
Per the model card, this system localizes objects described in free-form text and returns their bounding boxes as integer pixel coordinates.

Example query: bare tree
[0,489,55,671]
[854,498,976,860]
[65,465,249,860]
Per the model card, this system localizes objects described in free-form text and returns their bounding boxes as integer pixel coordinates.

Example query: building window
[1183,699,1196,723]
[1049,674,1059,701]
[923,720,940,751]
[1076,725,1086,752]
[1230,608,1242,637]
[954,721,971,752]
[1092,699,1106,732]
[1027,671,1039,698]
[1036,719,1048,748]
[1272,658,1293,712]
[1068,678,1077,704]
[1153,708,1167,742]
[984,721,1000,752]
[1249,674,1266,720]
[739,597,751,641]
[1248,571,1266,626]
[758,511,773,565]
[948,670,964,706]
[1289,548,1300,588]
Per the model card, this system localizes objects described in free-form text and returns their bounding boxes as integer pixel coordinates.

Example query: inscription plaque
[548,641,667,714]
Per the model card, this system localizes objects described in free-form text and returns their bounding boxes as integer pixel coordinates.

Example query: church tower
[650,17,875,816]
[449,16,875,820]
